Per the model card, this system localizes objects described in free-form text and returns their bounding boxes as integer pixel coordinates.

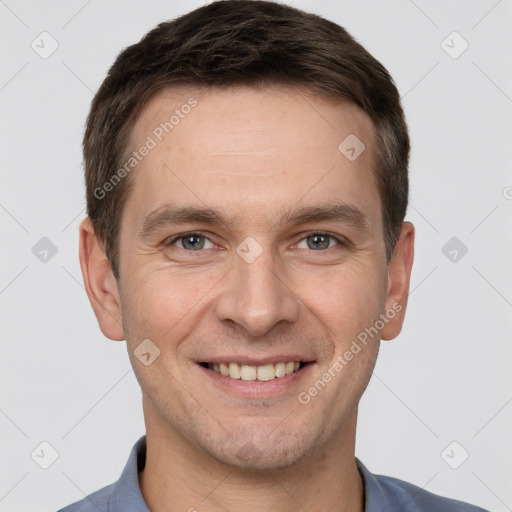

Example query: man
[59,1,488,511]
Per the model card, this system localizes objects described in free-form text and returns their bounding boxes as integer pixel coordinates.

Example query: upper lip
[197,356,315,366]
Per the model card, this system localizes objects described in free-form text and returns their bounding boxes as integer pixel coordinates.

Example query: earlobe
[79,218,125,341]
[381,222,415,341]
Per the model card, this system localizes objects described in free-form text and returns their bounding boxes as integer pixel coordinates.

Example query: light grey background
[1,1,511,511]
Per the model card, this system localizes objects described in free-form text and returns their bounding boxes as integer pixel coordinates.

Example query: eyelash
[164,231,347,251]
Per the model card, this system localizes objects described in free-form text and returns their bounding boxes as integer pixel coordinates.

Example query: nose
[213,243,301,337]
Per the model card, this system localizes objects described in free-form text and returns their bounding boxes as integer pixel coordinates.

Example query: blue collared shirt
[58,436,489,512]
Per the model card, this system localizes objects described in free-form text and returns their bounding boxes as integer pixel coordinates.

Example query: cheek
[119,264,219,346]
[300,260,387,337]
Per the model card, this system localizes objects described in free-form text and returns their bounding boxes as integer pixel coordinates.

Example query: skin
[80,85,414,512]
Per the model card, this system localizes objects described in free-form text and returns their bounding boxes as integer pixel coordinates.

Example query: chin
[205,429,318,473]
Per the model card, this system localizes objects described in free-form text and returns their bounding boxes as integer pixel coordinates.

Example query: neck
[139,406,364,512]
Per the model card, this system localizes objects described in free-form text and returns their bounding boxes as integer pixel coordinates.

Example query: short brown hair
[84,0,409,279]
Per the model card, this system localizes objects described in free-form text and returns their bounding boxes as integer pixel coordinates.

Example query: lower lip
[197,363,315,399]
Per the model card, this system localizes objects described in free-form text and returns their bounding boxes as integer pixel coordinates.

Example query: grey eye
[298,234,338,250]
[182,235,204,250]
[173,234,214,250]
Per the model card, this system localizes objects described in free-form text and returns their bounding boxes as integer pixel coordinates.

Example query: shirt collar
[111,436,150,512]
[111,435,395,512]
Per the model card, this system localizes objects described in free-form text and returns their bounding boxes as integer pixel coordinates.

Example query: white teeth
[229,362,241,379]
[219,362,230,377]
[257,363,275,381]
[240,365,257,380]
[207,361,303,381]
[275,362,286,378]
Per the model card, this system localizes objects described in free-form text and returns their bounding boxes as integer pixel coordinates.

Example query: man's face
[111,86,402,469]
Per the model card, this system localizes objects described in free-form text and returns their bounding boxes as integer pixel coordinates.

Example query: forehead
[126,85,380,228]
[133,84,375,157]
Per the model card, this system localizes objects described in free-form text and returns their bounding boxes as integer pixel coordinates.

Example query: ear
[381,222,415,341]
[79,218,125,341]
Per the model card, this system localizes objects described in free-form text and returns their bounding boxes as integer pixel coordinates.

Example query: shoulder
[357,460,489,512]
[56,436,148,512]
[57,482,116,512]
[376,473,489,511]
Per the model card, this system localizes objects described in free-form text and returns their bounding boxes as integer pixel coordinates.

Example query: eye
[166,232,215,251]
[296,232,344,251]
[164,231,346,252]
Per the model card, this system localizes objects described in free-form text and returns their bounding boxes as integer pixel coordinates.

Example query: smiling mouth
[199,361,310,382]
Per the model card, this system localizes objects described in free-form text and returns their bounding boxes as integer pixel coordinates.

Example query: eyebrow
[139,201,370,238]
